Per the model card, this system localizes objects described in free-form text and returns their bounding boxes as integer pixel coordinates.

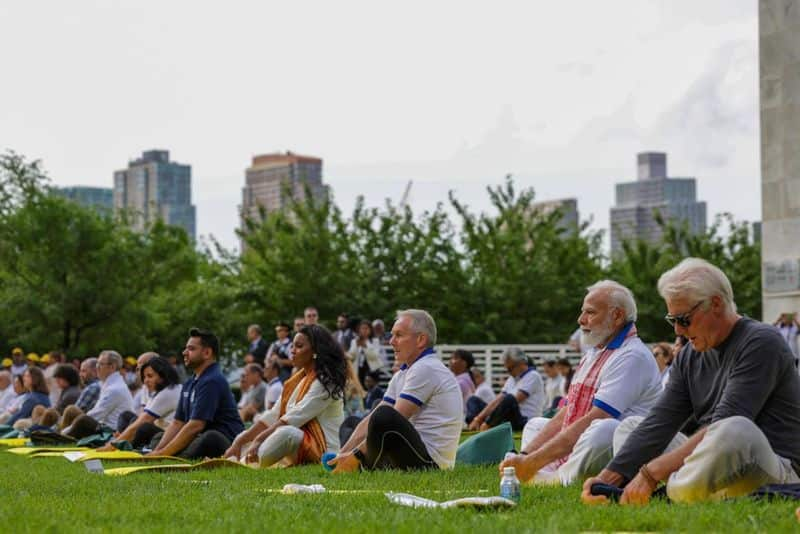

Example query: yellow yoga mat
[0,438,30,448]
[7,446,91,455]
[104,458,251,476]
[73,451,188,463]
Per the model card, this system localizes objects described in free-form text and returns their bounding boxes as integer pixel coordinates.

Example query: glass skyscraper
[113,150,196,241]
[609,152,706,256]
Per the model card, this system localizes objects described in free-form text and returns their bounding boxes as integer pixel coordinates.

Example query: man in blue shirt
[148,328,243,459]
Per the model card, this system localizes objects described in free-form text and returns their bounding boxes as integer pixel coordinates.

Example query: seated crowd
[2,258,800,507]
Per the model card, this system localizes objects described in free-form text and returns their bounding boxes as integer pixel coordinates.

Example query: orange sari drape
[279,369,326,464]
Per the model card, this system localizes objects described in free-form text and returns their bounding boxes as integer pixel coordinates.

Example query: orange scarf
[279,368,327,464]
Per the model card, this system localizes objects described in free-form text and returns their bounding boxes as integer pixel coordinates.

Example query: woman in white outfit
[224,324,346,467]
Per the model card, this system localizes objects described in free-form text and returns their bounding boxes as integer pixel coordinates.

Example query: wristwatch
[352,448,366,463]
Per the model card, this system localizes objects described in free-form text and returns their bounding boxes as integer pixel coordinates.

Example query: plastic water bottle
[500,466,521,503]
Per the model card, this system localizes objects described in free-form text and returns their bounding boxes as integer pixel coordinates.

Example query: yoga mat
[61,450,189,463]
[103,458,251,476]
[7,446,91,455]
[0,438,30,448]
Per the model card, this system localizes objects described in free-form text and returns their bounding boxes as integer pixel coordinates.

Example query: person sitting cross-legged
[223,325,345,467]
[61,351,134,439]
[145,328,244,459]
[8,367,51,429]
[466,347,545,431]
[97,356,181,451]
[500,280,662,486]
[329,309,463,472]
[237,363,267,423]
[582,259,800,505]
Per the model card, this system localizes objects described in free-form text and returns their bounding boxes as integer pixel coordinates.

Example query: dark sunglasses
[665,301,704,328]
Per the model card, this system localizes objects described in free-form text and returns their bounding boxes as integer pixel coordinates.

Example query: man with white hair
[63,350,134,439]
[466,347,545,431]
[330,309,463,472]
[501,280,662,485]
[583,258,800,505]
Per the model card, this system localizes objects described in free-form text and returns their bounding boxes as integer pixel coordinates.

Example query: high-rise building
[609,152,707,255]
[760,0,800,318]
[239,151,328,244]
[54,186,113,213]
[113,150,196,240]
[530,198,579,235]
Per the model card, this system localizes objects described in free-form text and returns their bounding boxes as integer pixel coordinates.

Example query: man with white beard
[500,280,662,486]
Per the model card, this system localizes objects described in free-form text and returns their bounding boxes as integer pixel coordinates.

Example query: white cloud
[0,1,760,251]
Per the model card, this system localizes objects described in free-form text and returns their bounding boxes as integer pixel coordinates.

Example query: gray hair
[372,319,385,328]
[396,309,437,347]
[81,357,98,370]
[503,346,527,364]
[586,280,638,322]
[99,350,123,370]
[248,324,262,335]
[657,257,737,313]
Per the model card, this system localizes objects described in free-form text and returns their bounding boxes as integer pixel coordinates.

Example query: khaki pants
[614,415,800,503]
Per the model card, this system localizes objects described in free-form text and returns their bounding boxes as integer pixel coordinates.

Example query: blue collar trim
[518,367,534,379]
[268,378,281,386]
[606,322,634,350]
[400,347,436,371]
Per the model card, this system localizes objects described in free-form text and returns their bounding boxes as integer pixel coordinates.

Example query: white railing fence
[381,344,582,393]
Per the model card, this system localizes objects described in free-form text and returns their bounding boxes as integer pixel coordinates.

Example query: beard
[580,315,615,348]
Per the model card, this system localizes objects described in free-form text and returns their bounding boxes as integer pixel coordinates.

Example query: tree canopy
[0,151,762,359]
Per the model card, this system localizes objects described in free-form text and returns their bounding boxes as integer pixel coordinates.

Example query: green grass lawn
[2,450,799,533]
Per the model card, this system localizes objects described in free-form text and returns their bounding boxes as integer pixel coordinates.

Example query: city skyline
[1,1,760,251]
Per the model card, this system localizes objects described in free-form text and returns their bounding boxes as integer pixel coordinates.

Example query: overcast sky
[0,1,759,252]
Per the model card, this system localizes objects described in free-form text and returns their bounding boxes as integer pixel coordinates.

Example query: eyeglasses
[664,301,704,328]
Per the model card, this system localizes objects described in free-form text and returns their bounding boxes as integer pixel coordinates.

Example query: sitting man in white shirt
[471,367,496,405]
[500,280,662,486]
[330,309,463,471]
[63,350,134,439]
[466,347,545,431]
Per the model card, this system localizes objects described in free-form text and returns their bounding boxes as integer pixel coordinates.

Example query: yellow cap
[11,347,23,356]
[41,354,52,364]
[26,353,40,362]
[125,357,137,366]
[1,358,12,367]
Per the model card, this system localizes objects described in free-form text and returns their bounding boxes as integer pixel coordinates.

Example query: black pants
[117,411,137,433]
[466,394,527,431]
[150,429,231,458]
[362,405,437,471]
[179,430,232,459]
[132,422,163,450]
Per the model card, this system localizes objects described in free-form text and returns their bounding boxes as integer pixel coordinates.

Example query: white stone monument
[760,0,800,320]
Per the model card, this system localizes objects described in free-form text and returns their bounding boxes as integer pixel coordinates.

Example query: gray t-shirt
[608,317,800,480]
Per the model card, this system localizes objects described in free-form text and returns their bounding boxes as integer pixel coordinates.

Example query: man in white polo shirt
[500,280,662,486]
[330,309,462,471]
[466,347,545,431]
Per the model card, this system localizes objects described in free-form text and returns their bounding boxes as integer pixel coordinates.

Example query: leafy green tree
[608,213,761,343]
[0,152,198,356]
[450,176,605,343]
